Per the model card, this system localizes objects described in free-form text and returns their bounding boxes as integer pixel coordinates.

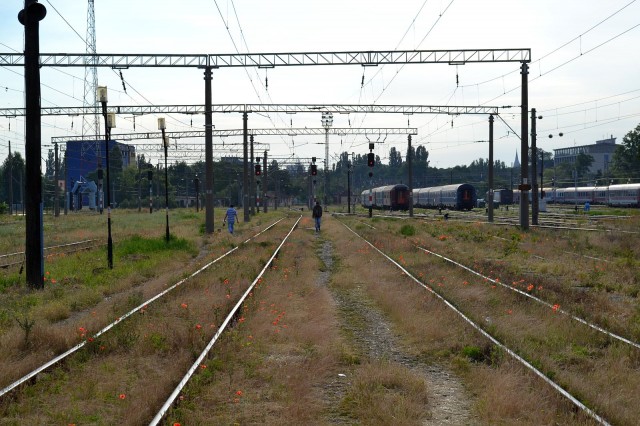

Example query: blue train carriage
[414,183,476,210]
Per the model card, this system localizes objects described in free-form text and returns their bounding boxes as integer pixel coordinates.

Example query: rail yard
[1,206,638,424]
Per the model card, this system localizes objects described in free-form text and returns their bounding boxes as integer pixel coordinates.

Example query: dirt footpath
[317,214,478,425]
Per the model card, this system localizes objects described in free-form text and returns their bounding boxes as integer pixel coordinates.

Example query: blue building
[65,140,136,210]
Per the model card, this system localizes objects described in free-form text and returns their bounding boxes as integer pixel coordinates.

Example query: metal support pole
[325,128,329,208]
[194,176,199,212]
[347,162,351,214]
[54,142,59,217]
[519,62,530,230]
[204,66,214,233]
[488,115,494,223]
[531,108,539,225]
[250,135,255,215]
[368,176,373,218]
[8,140,13,215]
[408,135,413,217]
[102,106,113,268]
[243,113,249,222]
[263,150,268,213]
[137,160,142,212]
[148,168,153,214]
[163,129,169,242]
[64,148,68,215]
[20,0,47,288]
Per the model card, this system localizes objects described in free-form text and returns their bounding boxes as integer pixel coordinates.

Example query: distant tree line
[1,122,639,213]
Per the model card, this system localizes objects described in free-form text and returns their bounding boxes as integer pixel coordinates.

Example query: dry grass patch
[340,361,430,423]
[0,214,295,423]
[334,215,605,423]
[165,222,345,424]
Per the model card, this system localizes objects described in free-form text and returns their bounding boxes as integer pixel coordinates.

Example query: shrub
[399,224,415,237]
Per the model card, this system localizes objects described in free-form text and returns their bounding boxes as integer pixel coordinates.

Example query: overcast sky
[1,0,639,170]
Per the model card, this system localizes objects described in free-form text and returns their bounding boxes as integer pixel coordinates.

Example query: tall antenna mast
[82,0,100,160]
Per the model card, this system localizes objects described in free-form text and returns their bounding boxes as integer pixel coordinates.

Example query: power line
[460,0,638,89]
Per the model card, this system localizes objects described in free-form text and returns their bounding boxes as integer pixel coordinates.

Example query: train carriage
[361,184,410,210]
[538,184,640,207]
[414,183,476,210]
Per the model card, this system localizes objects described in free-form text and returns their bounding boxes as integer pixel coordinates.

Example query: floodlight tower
[82,0,100,149]
[321,112,333,208]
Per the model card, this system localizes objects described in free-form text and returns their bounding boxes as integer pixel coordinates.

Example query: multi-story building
[553,136,617,175]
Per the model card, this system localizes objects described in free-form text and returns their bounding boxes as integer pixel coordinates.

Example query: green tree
[44,149,55,179]
[611,123,640,181]
[1,152,25,208]
[575,152,594,179]
[388,147,402,167]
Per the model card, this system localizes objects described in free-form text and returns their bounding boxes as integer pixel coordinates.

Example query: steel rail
[150,215,302,425]
[339,219,612,426]
[0,218,286,399]
[417,246,639,350]
[0,239,98,260]
[1,239,101,269]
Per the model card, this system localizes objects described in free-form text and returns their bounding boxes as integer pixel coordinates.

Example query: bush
[399,224,415,237]
[0,202,8,214]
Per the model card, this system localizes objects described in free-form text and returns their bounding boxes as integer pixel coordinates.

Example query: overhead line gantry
[7,46,531,290]
[0,104,503,117]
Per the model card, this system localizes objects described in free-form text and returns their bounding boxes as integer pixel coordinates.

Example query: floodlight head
[97,86,108,103]
[106,113,116,129]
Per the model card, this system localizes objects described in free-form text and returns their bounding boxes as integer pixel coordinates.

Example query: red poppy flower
[119,394,126,400]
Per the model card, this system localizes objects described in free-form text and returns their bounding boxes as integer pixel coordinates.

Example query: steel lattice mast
[81,0,100,148]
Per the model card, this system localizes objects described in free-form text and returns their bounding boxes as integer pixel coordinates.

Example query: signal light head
[311,164,317,176]
[255,164,262,176]
[367,152,375,167]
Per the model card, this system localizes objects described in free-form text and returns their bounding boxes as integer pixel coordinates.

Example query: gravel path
[316,238,478,425]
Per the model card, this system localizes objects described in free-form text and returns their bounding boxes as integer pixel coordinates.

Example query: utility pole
[263,151,268,213]
[408,135,413,217]
[204,65,214,232]
[488,115,494,223]
[8,140,13,215]
[347,160,351,214]
[64,148,68,215]
[19,0,47,289]
[54,142,59,217]
[519,62,530,230]
[243,113,249,222]
[250,135,255,216]
[531,108,539,225]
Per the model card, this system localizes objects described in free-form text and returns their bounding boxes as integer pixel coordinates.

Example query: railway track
[150,216,301,424]
[355,209,640,234]
[0,239,101,269]
[335,215,640,425]
[0,216,295,409]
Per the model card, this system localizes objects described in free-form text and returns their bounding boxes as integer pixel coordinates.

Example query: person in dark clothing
[312,201,323,232]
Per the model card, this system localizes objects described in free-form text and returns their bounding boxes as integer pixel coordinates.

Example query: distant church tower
[513,151,520,168]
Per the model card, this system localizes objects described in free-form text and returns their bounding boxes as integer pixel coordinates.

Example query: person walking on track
[312,201,323,233]
[223,204,238,234]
